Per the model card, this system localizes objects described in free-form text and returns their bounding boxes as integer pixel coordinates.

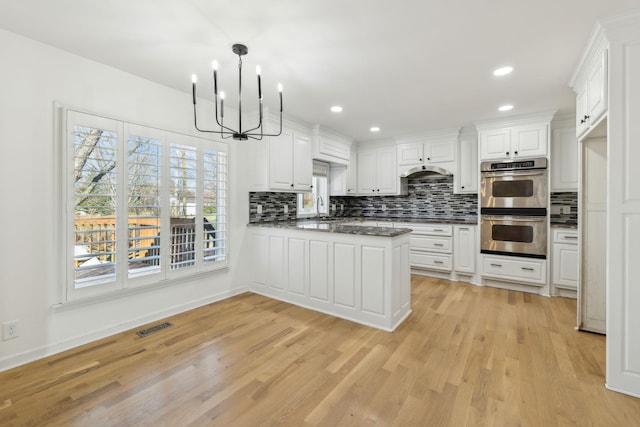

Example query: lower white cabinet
[481,254,547,286]
[404,224,453,272]
[454,225,476,274]
[249,226,411,331]
[552,228,578,293]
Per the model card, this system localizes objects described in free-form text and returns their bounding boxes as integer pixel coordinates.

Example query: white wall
[0,29,253,370]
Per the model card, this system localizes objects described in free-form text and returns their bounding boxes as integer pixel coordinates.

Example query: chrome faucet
[316,196,324,217]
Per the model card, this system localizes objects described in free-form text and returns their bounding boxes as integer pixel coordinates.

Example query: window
[297,175,329,218]
[64,110,227,301]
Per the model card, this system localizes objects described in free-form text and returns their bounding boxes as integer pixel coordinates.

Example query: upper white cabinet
[573,47,608,139]
[311,125,353,165]
[476,113,554,161]
[396,129,458,174]
[249,117,313,192]
[330,146,358,196]
[358,145,401,195]
[551,117,579,192]
[454,127,478,194]
[269,129,312,191]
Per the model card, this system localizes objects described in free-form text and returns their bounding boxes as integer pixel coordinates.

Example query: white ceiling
[1,0,639,141]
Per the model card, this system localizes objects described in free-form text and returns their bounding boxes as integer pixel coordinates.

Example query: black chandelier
[191,43,283,140]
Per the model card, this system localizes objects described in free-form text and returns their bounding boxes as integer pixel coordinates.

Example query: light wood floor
[2,276,640,426]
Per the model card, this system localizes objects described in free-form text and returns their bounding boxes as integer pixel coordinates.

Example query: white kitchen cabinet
[404,223,453,272]
[311,124,352,165]
[551,123,579,192]
[479,122,549,161]
[249,226,411,332]
[575,48,608,139]
[481,254,547,286]
[358,145,399,195]
[250,119,313,192]
[454,128,478,194]
[454,225,476,274]
[330,146,358,196]
[396,131,458,178]
[552,228,578,292]
[269,130,312,191]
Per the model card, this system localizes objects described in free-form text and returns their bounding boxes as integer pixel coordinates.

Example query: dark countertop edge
[249,216,478,226]
[247,222,412,237]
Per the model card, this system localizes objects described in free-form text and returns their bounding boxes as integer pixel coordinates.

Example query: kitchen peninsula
[247,220,412,331]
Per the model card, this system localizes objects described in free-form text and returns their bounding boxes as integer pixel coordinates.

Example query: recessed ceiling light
[330,106,343,113]
[370,126,380,132]
[498,104,514,112]
[493,66,514,76]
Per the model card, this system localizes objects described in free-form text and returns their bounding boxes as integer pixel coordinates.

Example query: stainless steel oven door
[481,170,548,210]
[480,215,547,258]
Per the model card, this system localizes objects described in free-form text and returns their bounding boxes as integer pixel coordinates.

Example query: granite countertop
[247,219,412,237]
[551,223,578,229]
[382,217,477,225]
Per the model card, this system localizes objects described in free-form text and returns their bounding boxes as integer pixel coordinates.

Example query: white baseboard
[0,287,248,373]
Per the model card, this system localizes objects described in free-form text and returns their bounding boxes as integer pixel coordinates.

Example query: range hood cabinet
[400,164,453,178]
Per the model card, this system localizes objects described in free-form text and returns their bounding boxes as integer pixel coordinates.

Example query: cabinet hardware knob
[584,115,589,120]
[434,243,444,247]
[419,158,423,162]
[376,189,380,192]
[580,119,586,124]
[521,267,535,271]
[506,151,510,156]
[427,157,431,161]
[461,186,465,189]
[490,263,502,267]
[514,151,518,155]
[290,184,294,187]
[310,185,313,188]
[434,260,444,264]
[372,189,375,192]
[347,189,351,192]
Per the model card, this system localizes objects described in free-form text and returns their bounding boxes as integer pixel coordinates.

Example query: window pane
[203,148,226,263]
[128,135,162,278]
[73,125,117,287]
[170,144,197,269]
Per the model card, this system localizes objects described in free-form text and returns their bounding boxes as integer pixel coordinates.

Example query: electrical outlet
[340,204,344,211]
[562,206,571,214]
[283,205,288,214]
[381,204,386,211]
[331,204,336,211]
[256,204,263,214]
[3,320,19,340]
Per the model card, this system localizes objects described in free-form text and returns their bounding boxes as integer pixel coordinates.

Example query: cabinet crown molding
[311,124,354,146]
[474,110,556,131]
[393,127,461,145]
[568,23,608,89]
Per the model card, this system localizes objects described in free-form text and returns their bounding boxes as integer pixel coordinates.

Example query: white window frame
[59,107,228,303]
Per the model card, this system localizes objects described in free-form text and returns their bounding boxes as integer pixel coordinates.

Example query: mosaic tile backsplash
[550,192,578,226]
[249,175,478,223]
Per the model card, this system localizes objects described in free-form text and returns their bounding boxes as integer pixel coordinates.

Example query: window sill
[53,265,229,312]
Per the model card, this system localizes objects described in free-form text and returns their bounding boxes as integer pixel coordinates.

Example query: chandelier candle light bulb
[192,43,283,140]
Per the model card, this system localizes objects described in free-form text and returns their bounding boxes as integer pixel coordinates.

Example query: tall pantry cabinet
[569,9,640,398]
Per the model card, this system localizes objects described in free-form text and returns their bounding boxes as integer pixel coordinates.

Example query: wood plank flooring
[2,276,640,426]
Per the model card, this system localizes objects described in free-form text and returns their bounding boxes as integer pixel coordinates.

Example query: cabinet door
[268,131,293,190]
[330,165,347,196]
[345,155,358,195]
[479,128,511,160]
[376,146,398,194]
[511,123,548,158]
[551,127,579,191]
[454,225,475,274]
[553,243,578,289]
[293,133,312,191]
[455,135,478,193]
[248,139,269,191]
[575,80,590,138]
[586,49,608,127]
[397,143,423,166]
[425,139,455,163]
[357,149,377,194]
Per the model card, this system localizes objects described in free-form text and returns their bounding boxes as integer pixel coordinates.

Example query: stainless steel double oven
[480,158,548,259]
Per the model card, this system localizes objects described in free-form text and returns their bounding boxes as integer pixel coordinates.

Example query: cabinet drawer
[404,223,452,236]
[553,228,578,244]
[409,235,452,253]
[410,252,452,271]
[482,255,547,285]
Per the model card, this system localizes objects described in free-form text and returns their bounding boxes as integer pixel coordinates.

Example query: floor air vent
[136,322,173,337]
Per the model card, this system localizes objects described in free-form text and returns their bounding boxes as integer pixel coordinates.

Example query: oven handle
[481,170,546,178]
[482,216,546,222]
